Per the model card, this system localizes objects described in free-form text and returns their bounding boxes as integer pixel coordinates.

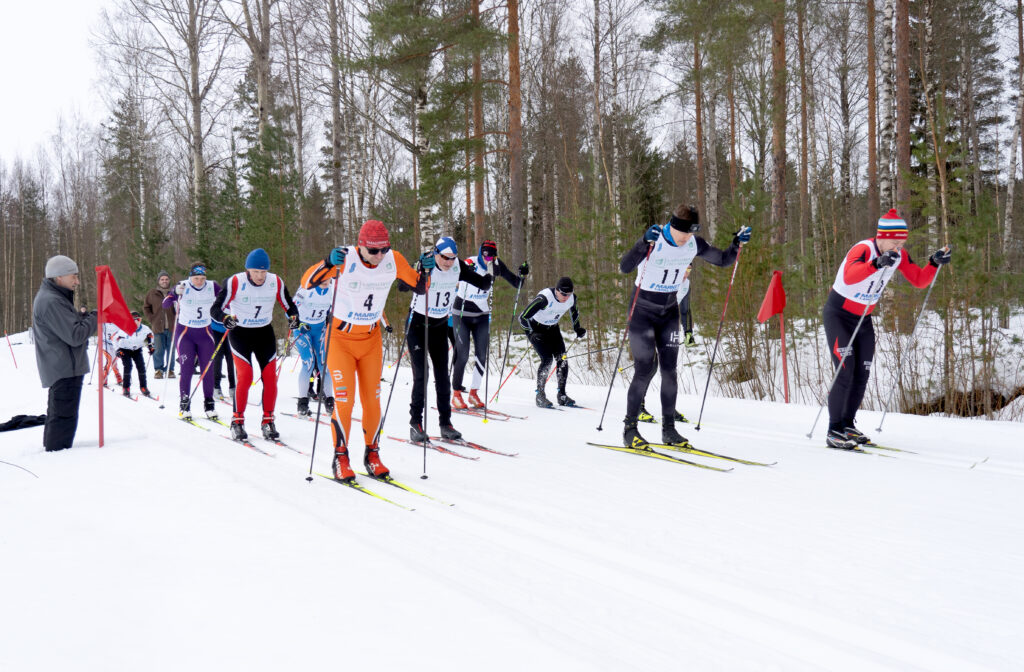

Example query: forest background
[1,0,1022,419]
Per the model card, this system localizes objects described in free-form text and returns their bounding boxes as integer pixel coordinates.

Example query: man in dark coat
[143,270,176,378]
[32,255,97,451]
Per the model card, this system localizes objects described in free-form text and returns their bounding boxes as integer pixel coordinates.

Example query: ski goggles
[364,246,391,255]
[438,252,458,261]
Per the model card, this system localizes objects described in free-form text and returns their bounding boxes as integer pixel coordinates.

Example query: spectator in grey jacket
[33,255,97,452]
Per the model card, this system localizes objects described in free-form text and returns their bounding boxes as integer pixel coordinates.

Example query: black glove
[288,315,301,331]
[519,261,530,277]
[575,327,587,339]
[874,250,900,269]
[147,345,155,355]
[223,315,238,330]
[929,247,952,266]
[384,323,394,334]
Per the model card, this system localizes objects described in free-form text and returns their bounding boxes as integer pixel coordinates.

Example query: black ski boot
[179,395,192,420]
[673,409,689,424]
[826,428,858,450]
[410,422,429,442]
[322,396,335,414]
[297,396,311,416]
[662,420,690,447]
[624,419,650,450]
[122,386,132,397]
[230,415,247,441]
[535,390,554,408]
[440,423,462,441]
[843,424,871,445]
[204,397,218,420]
[556,390,578,407]
[637,403,656,423]
[261,417,280,441]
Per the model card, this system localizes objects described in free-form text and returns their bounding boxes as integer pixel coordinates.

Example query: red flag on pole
[96,266,136,334]
[757,270,787,323]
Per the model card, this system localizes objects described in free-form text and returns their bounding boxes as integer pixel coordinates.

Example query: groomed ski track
[2,338,1022,671]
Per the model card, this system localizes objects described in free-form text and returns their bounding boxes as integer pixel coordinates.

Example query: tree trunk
[770,0,787,243]
[694,39,707,218]
[866,0,879,225]
[415,82,433,246]
[328,0,344,234]
[705,90,719,239]
[727,65,738,196]
[895,0,910,211]
[879,0,895,207]
[507,0,525,264]
[798,3,809,259]
[472,0,485,249]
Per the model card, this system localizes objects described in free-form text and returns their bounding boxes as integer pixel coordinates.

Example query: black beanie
[556,277,574,294]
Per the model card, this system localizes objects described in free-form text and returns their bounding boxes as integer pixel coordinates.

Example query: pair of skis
[585,440,777,472]
[315,471,454,510]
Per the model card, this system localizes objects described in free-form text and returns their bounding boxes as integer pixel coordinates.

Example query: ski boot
[535,390,554,408]
[323,396,335,414]
[467,389,485,408]
[230,415,247,441]
[673,409,689,424]
[297,396,311,416]
[637,403,656,423]
[410,422,429,443]
[204,397,218,421]
[624,420,650,450]
[179,395,192,420]
[843,424,871,445]
[261,416,280,441]
[662,420,690,447]
[364,444,390,478]
[557,390,578,407]
[140,386,151,398]
[683,332,698,348]
[214,386,226,402]
[440,423,463,441]
[332,449,355,482]
[451,390,468,409]
[122,386,131,397]
[826,428,858,450]
[308,382,319,402]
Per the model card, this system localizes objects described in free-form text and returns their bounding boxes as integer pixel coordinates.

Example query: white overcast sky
[0,0,113,161]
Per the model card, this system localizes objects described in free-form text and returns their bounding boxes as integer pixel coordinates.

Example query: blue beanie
[434,236,458,257]
[245,248,270,270]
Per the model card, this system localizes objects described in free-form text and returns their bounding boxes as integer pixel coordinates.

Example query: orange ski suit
[305,251,423,451]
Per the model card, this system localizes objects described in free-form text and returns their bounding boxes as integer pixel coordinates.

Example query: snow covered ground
[2,331,1022,671]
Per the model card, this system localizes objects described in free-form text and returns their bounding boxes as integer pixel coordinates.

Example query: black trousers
[408,314,452,426]
[44,375,84,452]
[679,292,693,334]
[119,348,147,390]
[452,313,490,392]
[823,298,876,430]
[529,325,568,393]
[626,296,680,422]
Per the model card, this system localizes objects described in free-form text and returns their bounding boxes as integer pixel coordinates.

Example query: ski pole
[695,245,745,431]
[490,347,530,403]
[307,270,343,481]
[373,306,415,450]
[421,287,430,480]
[5,331,17,368]
[806,265,898,439]
[876,255,946,432]
[493,276,525,404]
[186,330,230,404]
[597,243,654,431]
[158,304,181,410]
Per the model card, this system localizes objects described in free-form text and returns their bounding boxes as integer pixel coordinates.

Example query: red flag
[95,266,136,334]
[756,270,787,323]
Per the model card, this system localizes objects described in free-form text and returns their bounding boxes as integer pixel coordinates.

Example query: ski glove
[874,249,900,269]
[147,344,155,355]
[643,225,661,243]
[519,261,530,277]
[733,226,753,245]
[328,246,347,267]
[929,247,952,266]
[223,315,238,330]
[418,251,436,271]
[574,327,587,339]
[383,323,393,334]
[288,315,301,331]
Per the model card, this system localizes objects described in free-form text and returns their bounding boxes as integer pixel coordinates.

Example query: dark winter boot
[322,396,335,414]
[261,417,280,441]
[364,444,390,478]
[440,423,462,441]
[308,381,318,401]
[230,415,247,441]
[535,390,554,408]
[154,370,164,380]
[843,424,871,445]
[204,397,218,420]
[624,419,650,450]
[179,395,192,420]
[410,422,429,443]
[673,409,690,424]
[140,386,151,398]
[557,390,578,407]
[122,386,131,397]
[332,450,355,482]
[826,428,858,450]
[637,403,656,423]
[662,420,690,447]
[297,396,311,416]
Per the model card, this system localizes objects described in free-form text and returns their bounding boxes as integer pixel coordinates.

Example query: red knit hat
[877,209,909,239]
[357,220,390,247]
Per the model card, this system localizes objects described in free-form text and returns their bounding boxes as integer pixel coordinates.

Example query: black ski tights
[529,325,568,393]
[625,299,680,422]
[823,299,876,430]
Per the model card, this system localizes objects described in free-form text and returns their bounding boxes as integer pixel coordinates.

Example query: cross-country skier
[403,236,493,442]
[304,220,428,481]
[163,263,222,421]
[291,276,334,416]
[823,208,951,449]
[211,249,299,441]
[637,264,696,425]
[619,203,751,450]
[451,239,528,409]
[115,311,153,397]
[518,276,586,408]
